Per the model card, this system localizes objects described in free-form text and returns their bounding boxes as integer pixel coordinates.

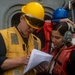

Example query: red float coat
[36,21,52,53]
[51,45,75,75]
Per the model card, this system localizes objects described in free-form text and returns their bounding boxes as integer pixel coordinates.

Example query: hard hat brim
[25,14,45,29]
[26,19,43,29]
[52,19,60,23]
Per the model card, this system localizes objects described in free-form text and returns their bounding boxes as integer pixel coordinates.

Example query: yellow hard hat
[21,2,45,29]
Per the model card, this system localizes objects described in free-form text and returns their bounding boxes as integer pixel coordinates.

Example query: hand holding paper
[23,49,53,74]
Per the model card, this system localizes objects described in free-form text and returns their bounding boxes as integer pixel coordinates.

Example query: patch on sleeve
[13,70,22,75]
[11,33,19,44]
[34,40,38,49]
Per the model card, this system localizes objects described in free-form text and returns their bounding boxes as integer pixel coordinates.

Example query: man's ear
[20,15,27,24]
[20,15,24,21]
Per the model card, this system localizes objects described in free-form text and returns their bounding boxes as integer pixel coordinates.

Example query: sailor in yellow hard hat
[0,2,45,75]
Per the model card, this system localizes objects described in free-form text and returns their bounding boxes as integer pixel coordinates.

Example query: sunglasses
[23,14,45,28]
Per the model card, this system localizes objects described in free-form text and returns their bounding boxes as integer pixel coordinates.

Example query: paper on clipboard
[23,49,53,74]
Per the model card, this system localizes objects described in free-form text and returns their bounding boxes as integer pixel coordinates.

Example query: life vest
[36,22,52,53]
[52,45,75,75]
[0,27,41,75]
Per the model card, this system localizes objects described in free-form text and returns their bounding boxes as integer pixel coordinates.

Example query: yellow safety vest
[0,27,41,75]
